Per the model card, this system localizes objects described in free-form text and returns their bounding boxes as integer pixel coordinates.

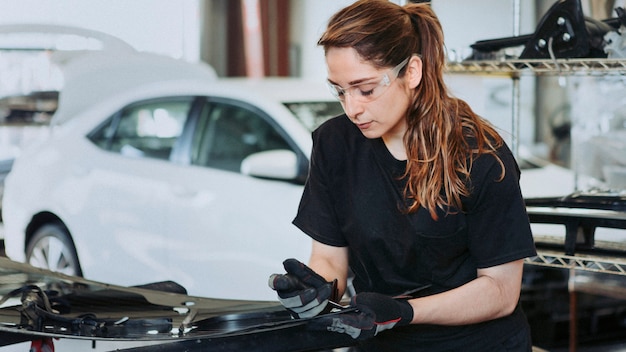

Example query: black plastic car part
[468,0,624,61]
[525,191,626,256]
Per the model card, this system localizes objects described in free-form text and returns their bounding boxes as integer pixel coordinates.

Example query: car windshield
[283,101,344,132]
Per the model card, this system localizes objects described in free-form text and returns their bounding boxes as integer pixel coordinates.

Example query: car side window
[191,102,291,172]
[89,98,193,160]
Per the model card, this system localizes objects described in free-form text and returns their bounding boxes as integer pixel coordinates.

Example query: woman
[269,1,536,351]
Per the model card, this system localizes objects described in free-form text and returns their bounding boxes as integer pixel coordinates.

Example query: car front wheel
[26,223,83,277]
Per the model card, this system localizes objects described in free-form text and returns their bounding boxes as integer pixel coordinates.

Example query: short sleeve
[292,119,348,247]
[465,146,537,268]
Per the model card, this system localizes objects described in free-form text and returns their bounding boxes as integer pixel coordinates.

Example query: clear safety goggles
[326,57,409,103]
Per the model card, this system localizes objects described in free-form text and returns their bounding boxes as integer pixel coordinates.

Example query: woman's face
[325,47,414,142]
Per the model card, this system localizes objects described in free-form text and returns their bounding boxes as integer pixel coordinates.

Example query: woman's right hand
[268,258,337,319]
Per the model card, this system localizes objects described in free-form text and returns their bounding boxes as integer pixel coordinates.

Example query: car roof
[216,77,335,104]
[48,53,327,156]
[51,51,335,127]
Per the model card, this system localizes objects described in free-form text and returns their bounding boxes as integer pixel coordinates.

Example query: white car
[2,50,343,300]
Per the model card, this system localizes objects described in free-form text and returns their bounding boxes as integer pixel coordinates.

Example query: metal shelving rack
[446,58,626,163]
[527,250,626,276]
[446,58,626,276]
[446,58,626,76]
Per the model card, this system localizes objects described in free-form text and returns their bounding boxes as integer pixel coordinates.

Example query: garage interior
[1,0,626,351]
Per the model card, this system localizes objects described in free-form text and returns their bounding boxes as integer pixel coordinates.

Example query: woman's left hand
[309,292,413,340]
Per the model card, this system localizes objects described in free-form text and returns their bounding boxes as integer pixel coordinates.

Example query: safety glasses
[326,57,409,103]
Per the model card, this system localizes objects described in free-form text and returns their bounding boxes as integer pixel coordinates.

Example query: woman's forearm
[409,259,524,325]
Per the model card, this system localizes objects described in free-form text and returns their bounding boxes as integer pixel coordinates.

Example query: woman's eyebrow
[328,75,378,87]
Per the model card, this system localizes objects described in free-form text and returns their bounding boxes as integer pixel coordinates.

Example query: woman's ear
[406,55,422,89]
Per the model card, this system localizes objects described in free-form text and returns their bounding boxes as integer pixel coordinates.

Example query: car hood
[0,257,355,351]
[50,50,218,126]
[0,23,135,52]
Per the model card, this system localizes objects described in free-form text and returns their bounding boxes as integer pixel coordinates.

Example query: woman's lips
[357,121,372,130]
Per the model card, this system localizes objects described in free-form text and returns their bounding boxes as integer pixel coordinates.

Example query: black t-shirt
[293,115,537,350]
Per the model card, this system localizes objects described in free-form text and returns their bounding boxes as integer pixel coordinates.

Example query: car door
[161,98,312,299]
[81,97,197,286]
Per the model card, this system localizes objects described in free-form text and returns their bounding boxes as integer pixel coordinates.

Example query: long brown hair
[318,0,504,220]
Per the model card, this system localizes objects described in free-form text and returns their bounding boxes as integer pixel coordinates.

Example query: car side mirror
[240,149,299,181]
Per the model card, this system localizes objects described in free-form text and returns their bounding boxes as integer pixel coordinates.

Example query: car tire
[26,223,83,277]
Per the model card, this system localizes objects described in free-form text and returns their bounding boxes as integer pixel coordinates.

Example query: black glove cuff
[329,279,340,303]
[352,292,414,327]
[396,299,414,326]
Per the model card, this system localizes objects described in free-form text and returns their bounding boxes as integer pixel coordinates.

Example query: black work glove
[268,258,337,319]
[308,292,413,340]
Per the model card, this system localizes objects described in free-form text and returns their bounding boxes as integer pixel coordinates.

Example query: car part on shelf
[466,0,625,61]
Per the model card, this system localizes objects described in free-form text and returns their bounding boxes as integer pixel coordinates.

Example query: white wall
[289,0,353,79]
[0,0,202,61]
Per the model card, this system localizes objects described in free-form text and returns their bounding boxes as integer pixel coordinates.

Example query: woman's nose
[342,94,363,120]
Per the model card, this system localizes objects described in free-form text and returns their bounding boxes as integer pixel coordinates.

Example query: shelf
[446,57,626,277]
[526,249,626,276]
[446,58,626,77]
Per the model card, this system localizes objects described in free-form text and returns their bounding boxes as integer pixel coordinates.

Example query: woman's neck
[382,134,407,161]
